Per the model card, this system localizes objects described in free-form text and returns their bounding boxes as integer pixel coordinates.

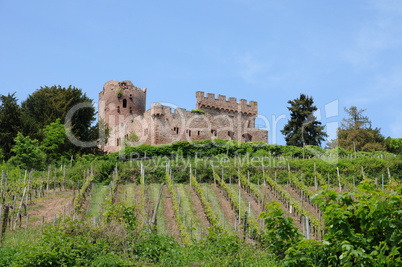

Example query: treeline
[0,86,105,168]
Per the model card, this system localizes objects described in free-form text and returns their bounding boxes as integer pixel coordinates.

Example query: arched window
[123,99,127,108]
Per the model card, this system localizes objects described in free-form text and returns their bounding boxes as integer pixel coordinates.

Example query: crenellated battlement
[195,91,258,115]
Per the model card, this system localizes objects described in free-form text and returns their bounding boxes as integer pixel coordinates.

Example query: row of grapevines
[213,173,260,235]
[165,172,191,245]
[238,173,271,212]
[74,174,94,213]
[287,173,316,199]
[190,173,222,229]
[264,173,323,233]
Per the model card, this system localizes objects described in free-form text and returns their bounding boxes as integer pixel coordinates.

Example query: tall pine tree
[0,93,22,159]
[281,94,327,147]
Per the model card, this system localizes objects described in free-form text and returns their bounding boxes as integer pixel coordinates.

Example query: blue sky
[1,0,401,145]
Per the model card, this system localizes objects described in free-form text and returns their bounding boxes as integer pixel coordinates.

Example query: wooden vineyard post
[25,215,29,231]
[63,206,66,221]
[238,189,241,225]
[361,166,365,179]
[387,167,391,184]
[382,174,384,192]
[262,162,265,186]
[306,216,310,239]
[337,167,341,192]
[10,194,17,230]
[63,165,66,191]
[41,216,44,233]
[39,171,45,198]
[150,183,164,227]
[14,187,26,230]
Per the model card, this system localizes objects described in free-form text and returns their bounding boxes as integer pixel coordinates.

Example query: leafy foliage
[190,109,205,114]
[259,202,302,257]
[21,85,96,154]
[331,106,386,152]
[386,137,402,154]
[8,132,46,170]
[41,118,68,162]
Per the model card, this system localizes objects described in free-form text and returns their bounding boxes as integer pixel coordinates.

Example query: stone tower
[99,80,147,152]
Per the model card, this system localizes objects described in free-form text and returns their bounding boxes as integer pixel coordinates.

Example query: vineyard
[0,151,401,266]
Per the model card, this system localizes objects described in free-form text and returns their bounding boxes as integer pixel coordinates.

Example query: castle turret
[99,80,147,126]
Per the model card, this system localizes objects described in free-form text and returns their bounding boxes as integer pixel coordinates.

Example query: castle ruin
[99,80,268,153]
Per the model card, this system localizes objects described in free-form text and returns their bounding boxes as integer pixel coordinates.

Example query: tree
[8,132,46,170]
[41,118,68,162]
[334,106,385,152]
[385,137,402,154]
[21,85,97,154]
[281,94,327,147]
[341,106,371,130]
[0,93,22,159]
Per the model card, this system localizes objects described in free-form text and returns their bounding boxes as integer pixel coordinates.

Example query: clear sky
[1,0,401,145]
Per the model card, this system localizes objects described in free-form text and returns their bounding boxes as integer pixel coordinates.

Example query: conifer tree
[281,94,327,147]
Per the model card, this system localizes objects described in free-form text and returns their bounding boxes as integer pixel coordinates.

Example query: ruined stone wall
[99,80,268,153]
[99,80,147,153]
[196,91,258,116]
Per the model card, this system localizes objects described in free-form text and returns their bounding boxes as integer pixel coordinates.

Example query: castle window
[121,82,126,87]
[211,129,217,137]
[117,138,120,146]
[123,99,127,108]
[130,94,133,100]
[130,107,132,114]
[188,130,191,136]
[228,131,234,140]
[144,128,148,135]
[198,131,200,136]
[242,133,252,142]
[174,127,179,134]
[117,106,120,113]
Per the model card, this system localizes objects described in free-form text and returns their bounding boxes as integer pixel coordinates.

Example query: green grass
[149,183,167,235]
[176,184,204,240]
[124,183,136,205]
[87,184,109,216]
[1,228,41,247]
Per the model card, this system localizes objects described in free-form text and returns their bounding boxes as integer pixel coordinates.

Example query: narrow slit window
[123,99,127,108]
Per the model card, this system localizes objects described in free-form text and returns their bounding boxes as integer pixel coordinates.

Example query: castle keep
[99,80,268,153]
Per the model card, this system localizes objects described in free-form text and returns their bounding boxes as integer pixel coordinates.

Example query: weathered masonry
[99,80,268,153]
